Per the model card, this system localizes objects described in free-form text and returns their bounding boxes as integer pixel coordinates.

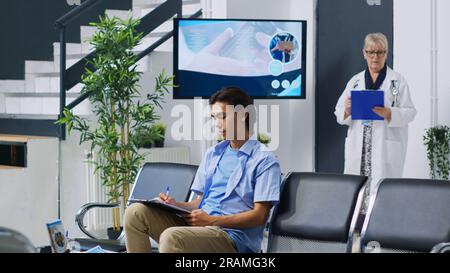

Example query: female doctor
[335,33,416,207]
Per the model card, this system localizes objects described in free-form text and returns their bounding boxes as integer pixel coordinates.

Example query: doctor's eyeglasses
[365,50,387,57]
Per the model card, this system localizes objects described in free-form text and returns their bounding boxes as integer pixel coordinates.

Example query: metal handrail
[75,202,121,240]
[55,0,105,29]
[63,0,184,93]
[65,8,202,112]
[56,0,202,140]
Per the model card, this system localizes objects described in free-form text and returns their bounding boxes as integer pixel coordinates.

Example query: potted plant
[151,121,166,148]
[257,133,271,147]
[57,15,174,239]
[423,125,450,180]
[135,127,159,149]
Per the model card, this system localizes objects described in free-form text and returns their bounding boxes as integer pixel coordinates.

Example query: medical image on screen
[269,32,299,64]
[175,19,306,99]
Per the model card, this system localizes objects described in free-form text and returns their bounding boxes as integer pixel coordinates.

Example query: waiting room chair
[360,178,450,253]
[267,172,367,253]
[74,162,198,252]
[0,227,37,253]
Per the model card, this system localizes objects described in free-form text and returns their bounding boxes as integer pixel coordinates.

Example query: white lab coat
[334,66,417,193]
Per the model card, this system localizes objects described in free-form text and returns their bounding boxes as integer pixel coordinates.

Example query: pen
[165,186,170,197]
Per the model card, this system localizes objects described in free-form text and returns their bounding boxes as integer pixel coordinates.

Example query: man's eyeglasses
[365,50,387,57]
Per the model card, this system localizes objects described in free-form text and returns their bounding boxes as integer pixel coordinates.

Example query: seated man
[124,87,281,253]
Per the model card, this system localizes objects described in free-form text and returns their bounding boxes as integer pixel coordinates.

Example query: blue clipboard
[351,90,385,120]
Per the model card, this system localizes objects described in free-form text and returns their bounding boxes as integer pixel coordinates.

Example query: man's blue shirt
[191,139,281,253]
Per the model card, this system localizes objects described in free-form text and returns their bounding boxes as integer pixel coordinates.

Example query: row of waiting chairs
[269,172,450,253]
[3,162,448,253]
[74,162,450,253]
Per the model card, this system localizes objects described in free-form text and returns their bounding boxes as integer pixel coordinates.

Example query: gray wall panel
[315,0,393,173]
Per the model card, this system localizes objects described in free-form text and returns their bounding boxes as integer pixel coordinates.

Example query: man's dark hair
[209,87,255,131]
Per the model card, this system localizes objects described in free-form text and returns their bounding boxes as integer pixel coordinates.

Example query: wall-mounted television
[173,18,307,99]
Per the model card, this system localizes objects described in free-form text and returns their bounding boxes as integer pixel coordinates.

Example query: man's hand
[183,209,214,227]
[159,193,177,205]
[372,106,392,122]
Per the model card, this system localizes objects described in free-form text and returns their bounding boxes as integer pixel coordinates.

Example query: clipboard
[128,198,192,214]
[351,90,385,120]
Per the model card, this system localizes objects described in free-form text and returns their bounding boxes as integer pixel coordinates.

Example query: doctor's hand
[183,209,214,227]
[159,193,177,205]
[344,96,352,119]
[372,107,392,122]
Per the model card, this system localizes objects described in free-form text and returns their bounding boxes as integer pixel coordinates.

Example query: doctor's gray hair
[364,33,389,53]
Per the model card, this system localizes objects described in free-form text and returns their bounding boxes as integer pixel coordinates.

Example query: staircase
[0,0,202,247]
[0,0,202,138]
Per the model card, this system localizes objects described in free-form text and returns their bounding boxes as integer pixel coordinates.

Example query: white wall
[226,0,316,173]
[60,130,91,239]
[437,0,450,127]
[142,0,316,173]
[394,0,450,179]
[0,138,59,247]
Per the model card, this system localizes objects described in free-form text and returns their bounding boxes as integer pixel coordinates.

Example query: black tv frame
[173,18,307,100]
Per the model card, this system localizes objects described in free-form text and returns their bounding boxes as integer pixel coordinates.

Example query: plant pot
[107,227,123,240]
[154,138,164,148]
[141,142,153,149]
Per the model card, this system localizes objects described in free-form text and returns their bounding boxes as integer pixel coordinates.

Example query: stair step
[0,80,25,93]
[0,113,59,120]
[53,56,86,71]
[81,27,172,55]
[25,61,56,74]
[4,96,90,116]
[0,93,4,113]
[2,92,82,98]
[80,26,96,53]
[53,42,83,57]
[133,0,200,9]
[105,9,134,20]
[139,37,173,52]
[34,76,83,93]
[139,1,201,17]
[0,0,187,118]
[152,20,174,36]
[24,72,55,93]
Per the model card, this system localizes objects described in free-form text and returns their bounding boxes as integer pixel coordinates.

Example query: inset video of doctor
[269,32,299,63]
[334,33,417,210]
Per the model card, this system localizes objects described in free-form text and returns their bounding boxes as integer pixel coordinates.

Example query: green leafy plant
[56,15,174,232]
[257,133,271,146]
[151,121,166,147]
[135,127,159,148]
[136,121,166,148]
[152,121,166,137]
[423,125,450,180]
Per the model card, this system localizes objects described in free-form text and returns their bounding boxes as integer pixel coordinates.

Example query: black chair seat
[361,178,450,253]
[268,172,367,253]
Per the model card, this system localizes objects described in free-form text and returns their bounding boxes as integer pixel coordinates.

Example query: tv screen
[173,18,307,99]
